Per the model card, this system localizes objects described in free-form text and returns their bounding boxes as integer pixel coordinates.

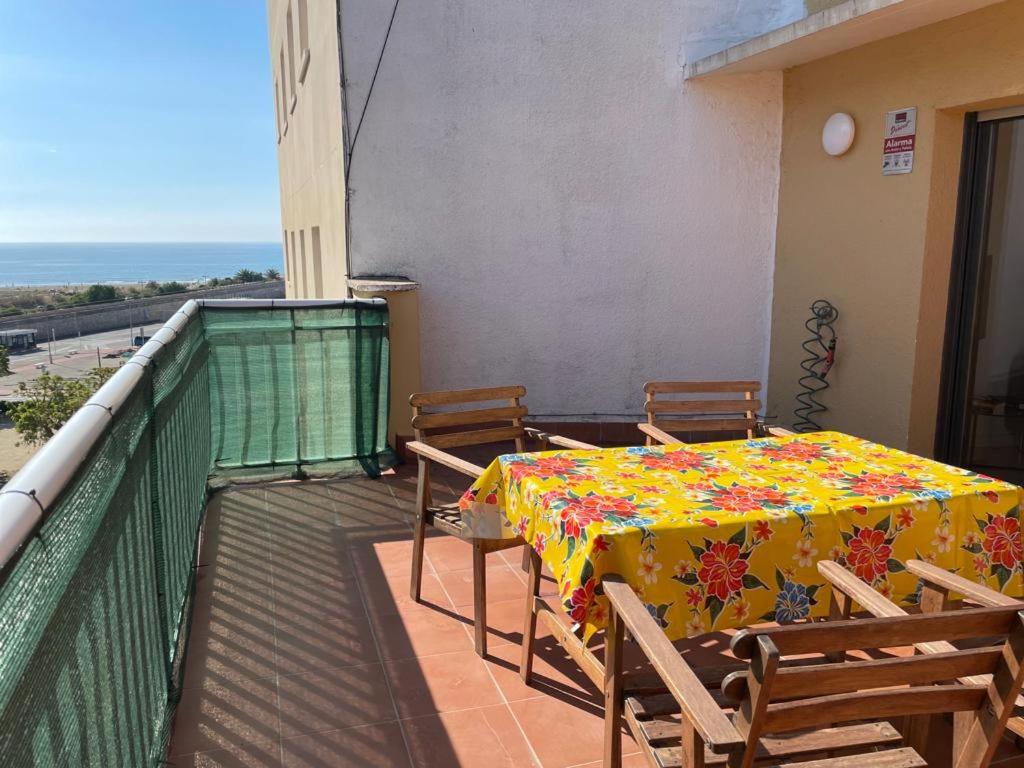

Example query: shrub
[156,281,187,295]
[9,367,117,446]
[0,346,9,377]
[264,268,281,280]
[85,284,118,303]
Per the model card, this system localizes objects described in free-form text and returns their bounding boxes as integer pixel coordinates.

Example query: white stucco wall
[340,1,792,419]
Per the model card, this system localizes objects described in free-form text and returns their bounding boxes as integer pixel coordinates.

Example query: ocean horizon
[0,242,283,286]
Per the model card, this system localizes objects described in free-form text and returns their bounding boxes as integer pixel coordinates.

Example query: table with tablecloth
[458,431,1023,642]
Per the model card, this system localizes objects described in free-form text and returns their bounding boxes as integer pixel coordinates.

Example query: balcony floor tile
[174,467,630,766]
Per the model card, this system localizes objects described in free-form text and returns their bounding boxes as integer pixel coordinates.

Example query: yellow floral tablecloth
[458,431,1023,641]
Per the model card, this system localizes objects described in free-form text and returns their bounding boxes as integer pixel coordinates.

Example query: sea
[0,242,284,286]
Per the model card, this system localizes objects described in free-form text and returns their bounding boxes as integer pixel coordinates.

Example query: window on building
[297,0,310,83]
[283,230,292,290]
[279,48,289,134]
[299,230,310,298]
[311,226,324,298]
[286,7,297,112]
[290,231,298,296]
[273,80,282,141]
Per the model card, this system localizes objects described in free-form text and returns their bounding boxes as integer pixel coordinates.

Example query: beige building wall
[767,0,1024,453]
[267,0,349,299]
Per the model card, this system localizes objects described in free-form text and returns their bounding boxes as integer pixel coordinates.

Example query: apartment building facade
[267,0,1024,484]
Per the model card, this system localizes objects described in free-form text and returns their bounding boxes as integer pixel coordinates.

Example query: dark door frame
[935,113,1013,466]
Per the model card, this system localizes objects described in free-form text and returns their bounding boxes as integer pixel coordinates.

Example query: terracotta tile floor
[165,464,1024,768]
[165,464,649,768]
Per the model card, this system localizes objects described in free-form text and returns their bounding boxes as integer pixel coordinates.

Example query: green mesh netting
[0,302,393,766]
[205,305,392,477]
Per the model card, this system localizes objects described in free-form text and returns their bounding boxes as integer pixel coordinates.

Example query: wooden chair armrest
[603,576,743,754]
[821,560,1024,710]
[764,425,795,437]
[817,560,904,618]
[524,427,599,451]
[406,440,485,479]
[906,559,1020,607]
[636,422,681,445]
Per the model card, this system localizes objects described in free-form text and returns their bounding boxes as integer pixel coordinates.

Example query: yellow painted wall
[267,0,349,299]
[349,287,422,444]
[767,0,1024,453]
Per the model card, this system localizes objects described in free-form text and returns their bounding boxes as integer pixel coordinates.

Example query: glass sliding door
[940,113,1024,484]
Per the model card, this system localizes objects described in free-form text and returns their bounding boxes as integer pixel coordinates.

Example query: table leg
[473,540,488,657]
[520,548,541,683]
[519,553,606,690]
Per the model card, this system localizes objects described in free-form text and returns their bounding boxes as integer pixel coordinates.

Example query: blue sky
[0,1,280,242]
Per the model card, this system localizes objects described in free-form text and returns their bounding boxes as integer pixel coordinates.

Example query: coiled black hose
[794,299,839,432]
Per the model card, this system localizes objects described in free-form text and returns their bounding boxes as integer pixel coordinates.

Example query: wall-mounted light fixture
[822,113,856,156]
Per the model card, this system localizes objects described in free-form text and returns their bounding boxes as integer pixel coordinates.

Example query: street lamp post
[126,298,133,347]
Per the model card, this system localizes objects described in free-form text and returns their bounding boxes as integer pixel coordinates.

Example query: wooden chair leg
[520,545,531,573]
[603,604,625,768]
[520,548,542,683]
[824,583,852,662]
[905,582,950,753]
[683,720,705,768]
[473,540,487,657]
[409,459,429,602]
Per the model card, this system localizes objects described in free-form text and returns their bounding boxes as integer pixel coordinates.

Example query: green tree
[234,268,263,283]
[264,268,281,280]
[0,345,9,376]
[85,284,118,303]
[9,367,117,446]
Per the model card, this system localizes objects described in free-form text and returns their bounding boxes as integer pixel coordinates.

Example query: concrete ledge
[687,0,1006,78]
[347,276,419,294]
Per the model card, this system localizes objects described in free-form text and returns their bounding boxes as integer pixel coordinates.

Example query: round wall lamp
[822,112,856,156]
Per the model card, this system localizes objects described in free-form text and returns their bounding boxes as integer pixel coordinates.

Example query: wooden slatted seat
[821,557,1024,746]
[407,385,597,657]
[422,502,463,536]
[637,381,794,446]
[602,572,1024,768]
[622,713,905,768]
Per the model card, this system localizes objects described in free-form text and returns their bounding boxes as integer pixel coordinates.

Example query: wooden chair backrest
[410,385,528,452]
[643,380,761,444]
[724,606,1024,768]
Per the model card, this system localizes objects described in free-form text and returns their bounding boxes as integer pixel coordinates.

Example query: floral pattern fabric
[458,431,1023,642]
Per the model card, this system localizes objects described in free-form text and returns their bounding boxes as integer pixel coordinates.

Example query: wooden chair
[638,381,794,446]
[823,557,1024,745]
[406,385,597,657]
[603,572,1024,768]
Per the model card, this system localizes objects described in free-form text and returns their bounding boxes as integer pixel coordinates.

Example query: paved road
[0,325,150,399]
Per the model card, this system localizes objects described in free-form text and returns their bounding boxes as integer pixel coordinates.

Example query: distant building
[267,0,1024,474]
[0,329,37,351]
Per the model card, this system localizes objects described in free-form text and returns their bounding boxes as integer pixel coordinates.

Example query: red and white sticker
[882,107,916,175]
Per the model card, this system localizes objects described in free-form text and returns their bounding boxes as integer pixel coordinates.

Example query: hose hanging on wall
[794,299,839,433]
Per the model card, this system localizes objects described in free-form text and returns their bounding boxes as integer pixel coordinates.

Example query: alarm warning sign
[883,107,916,176]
